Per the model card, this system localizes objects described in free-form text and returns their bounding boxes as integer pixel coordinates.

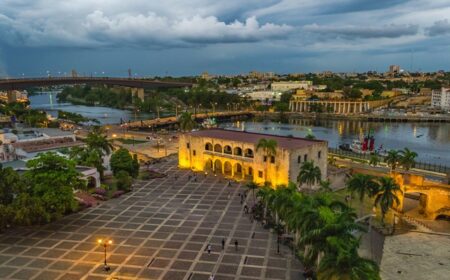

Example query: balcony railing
[204,150,254,162]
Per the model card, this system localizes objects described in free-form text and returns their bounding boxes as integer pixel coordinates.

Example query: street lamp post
[97,239,112,271]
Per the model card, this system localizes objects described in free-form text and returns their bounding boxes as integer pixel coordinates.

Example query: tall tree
[245,181,259,204]
[85,126,113,155]
[0,164,24,205]
[178,112,196,132]
[24,153,82,220]
[373,177,402,225]
[400,147,418,170]
[256,138,278,183]
[346,174,378,215]
[297,161,322,189]
[385,150,401,171]
[317,237,380,280]
[110,148,139,177]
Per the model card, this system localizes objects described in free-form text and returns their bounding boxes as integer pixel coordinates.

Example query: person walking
[209,274,215,280]
[234,240,238,251]
[207,244,212,255]
[221,239,225,250]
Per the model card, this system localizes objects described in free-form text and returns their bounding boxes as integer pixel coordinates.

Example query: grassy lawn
[114,138,149,145]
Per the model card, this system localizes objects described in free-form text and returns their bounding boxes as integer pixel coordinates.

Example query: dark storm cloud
[303,24,419,39]
[426,19,450,36]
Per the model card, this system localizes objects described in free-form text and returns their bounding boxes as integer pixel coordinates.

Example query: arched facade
[205,142,213,151]
[244,148,254,158]
[234,147,242,156]
[224,145,232,154]
[214,159,222,172]
[214,144,222,153]
[224,161,232,176]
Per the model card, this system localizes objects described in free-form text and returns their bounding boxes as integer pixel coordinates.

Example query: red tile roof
[188,129,327,150]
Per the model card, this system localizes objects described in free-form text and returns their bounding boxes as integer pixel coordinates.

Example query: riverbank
[255,111,450,123]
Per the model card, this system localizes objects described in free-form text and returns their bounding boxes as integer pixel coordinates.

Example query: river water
[29,91,154,124]
[221,119,450,166]
[29,91,450,165]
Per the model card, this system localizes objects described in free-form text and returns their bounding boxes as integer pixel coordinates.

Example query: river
[221,119,450,166]
[28,91,154,124]
[29,91,450,165]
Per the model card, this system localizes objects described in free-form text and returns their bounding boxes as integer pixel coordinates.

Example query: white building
[271,81,312,92]
[431,87,450,110]
[0,128,82,162]
[244,91,282,103]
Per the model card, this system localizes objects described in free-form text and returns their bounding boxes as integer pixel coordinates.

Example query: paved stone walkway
[380,231,450,280]
[0,158,304,280]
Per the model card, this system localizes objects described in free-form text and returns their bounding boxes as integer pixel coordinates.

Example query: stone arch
[204,159,213,172]
[244,148,254,158]
[205,142,213,151]
[234,163,243,177]
[224,161,232,176]
[234,147,242,156]
[214,144,222,153]
[214,159,222,173]
[224,145,232,155]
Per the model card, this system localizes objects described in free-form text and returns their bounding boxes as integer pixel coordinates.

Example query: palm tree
[373,177,402,225]
[385,150,401,171]
[297,161,322,189]
[369,154,379,167]
[256,138,277,183]
[178,112,195,132]
[245,181,259,204]
[85,128,113,155]
[400,147,418,170]
[346,174,378,216]
[318,236,380,280]
[319,180,332,192]
[256,184,274,219]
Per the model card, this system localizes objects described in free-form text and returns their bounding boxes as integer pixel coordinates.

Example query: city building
[271,81,312,92]
[178,129,328,187]
[0,90,28,103]
[244,91,282,104]
[431,87,450,110]
[0,128,82,162]
[389,65,401,74]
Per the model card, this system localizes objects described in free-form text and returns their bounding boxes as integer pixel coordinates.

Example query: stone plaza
[0,157,304,280]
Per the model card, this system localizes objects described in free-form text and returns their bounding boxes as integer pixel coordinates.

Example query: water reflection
[221,119,450,165]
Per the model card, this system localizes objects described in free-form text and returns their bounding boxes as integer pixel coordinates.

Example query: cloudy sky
[1,0,450,77]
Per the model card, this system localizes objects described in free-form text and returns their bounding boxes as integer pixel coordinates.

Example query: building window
[193,150,196,156]
[244,148,254,158]
[270,156,275,163]
[304,154,308,162]
[258,171,263,178]
[297,155,301,164]
[205,143,213,151]
[187,143,190,149]
[318,151,321,159]
[263,156,267,162]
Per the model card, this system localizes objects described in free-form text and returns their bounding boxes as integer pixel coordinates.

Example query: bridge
[0,77,192,101]
[123,111,254,129]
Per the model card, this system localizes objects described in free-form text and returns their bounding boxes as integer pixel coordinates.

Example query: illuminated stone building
[178,129,328,187]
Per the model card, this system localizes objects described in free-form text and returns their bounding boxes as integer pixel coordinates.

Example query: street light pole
[97,239,112,271]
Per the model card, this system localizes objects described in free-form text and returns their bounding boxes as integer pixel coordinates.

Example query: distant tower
[128,69,132,79]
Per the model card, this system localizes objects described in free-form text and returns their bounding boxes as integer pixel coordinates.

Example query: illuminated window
[187,143,190,149]
[193,150,196,156]
[258,171,263,178]
[263,156,267,162]
[270,156,275,163]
